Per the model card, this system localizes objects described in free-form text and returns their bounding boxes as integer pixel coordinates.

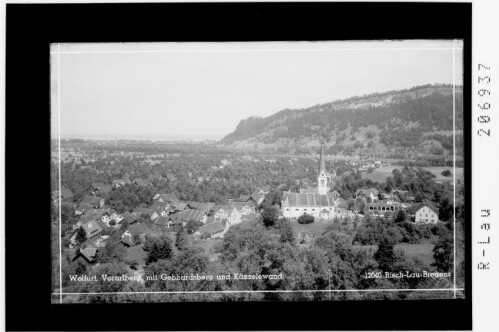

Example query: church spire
[318,145,326,174]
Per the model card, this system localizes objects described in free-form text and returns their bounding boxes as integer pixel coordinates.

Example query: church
[281,146,339,219]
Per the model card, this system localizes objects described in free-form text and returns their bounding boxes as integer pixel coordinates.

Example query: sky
[51,40,463,139]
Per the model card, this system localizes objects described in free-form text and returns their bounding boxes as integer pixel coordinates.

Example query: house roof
[205,216,216,224]
[151,201,169,211]
[128,222,153,237]
[121,234,135,247]
[122,212,137,224]
[227,201,253,211]
[179,209,206,223]
[187,201,215,213]
[210,205,229,215]
[173,202,187,211]
[355,188,379,197]
[156,192,178,202]
[414,201,439,215]
[79,247,97,262]
[238,195,251,202]
[76,203,95,214]
[133,207,155,217]
[155,216,170,226]
[81,220,103,238]
[250,192,263,202]
[198,219,227,235]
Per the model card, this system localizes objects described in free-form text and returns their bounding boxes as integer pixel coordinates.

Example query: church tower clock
[317,146,329,195]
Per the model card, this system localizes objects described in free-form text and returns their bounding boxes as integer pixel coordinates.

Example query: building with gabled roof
[196,219,229,238]
[81,220,104,240]
[179,209,207,224]
[414,201,439,224]
[187,201,215,214]
[355,188,379,202]
[154,192,178,203]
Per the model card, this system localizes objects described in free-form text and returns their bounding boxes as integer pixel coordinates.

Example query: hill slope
[222,84,463,158]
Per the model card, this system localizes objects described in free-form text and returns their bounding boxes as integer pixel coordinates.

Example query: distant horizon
[51,40,463,138]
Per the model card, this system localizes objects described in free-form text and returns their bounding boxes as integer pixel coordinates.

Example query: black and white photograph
[49,40,466,304]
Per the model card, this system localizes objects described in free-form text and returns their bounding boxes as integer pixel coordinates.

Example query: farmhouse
[154,192,179,203]
[195,219,229,239]
[355,188,379,202]
[414,201,439,224]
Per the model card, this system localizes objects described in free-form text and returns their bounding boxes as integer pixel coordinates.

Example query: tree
[96,240,127,264]
[261,206,279,227]
[176,229,189,251]
[441,169,452,177]
[297,213,314,224]
[394,210,407,224]
[75,227,87,244]
[144,234,174,265]
[374,237,397,272]
[433,233,453,272]
[276,218,295,244]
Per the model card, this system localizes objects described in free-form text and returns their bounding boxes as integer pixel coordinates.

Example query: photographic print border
[6,2,472,331]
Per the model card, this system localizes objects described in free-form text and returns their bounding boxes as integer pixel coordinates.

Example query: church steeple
[318,145,326,175]
[317,146,329,195]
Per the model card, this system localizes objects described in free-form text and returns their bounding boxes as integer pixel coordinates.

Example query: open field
[362,166,464,184]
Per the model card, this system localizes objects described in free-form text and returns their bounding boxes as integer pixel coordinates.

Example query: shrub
[298,213,315,224]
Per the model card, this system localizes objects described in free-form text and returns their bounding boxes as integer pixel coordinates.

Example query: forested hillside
[222,84,463,158]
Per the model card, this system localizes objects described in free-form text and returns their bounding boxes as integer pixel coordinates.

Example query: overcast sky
[51,40,463,139]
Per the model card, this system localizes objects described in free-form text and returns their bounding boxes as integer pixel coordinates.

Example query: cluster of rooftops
[65,189,262,262]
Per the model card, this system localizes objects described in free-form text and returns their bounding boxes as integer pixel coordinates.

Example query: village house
[132,207,158,221]
[81,220,104,240]
[414,201,439,224]
[74,247,98,264]
[154,216,172,229]
[237,192,264,207]
[186,202,216,215]
[121,212,138,225]
[154,192,178,203]
[195,218,230,239]
[178,209,208,224]
[355,188,379,202]
[77,196,105,213]
[128,222,154,243]
[209,205,241,226]
[120,230,135,247]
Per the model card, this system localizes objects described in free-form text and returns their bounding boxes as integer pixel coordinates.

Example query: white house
[415,202,439,224]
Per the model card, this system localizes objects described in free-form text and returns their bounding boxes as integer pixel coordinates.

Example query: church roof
[318,146,326,174]
[283,193,336,208]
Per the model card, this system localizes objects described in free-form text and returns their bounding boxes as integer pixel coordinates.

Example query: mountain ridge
[222,84,463,159]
